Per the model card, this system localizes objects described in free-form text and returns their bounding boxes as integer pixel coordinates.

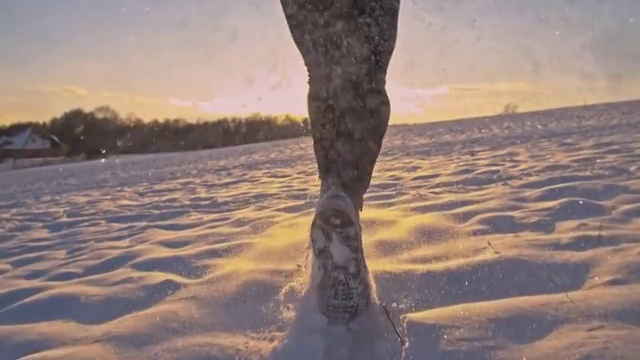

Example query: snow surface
[1,102,640,359]
[0,157,82,172]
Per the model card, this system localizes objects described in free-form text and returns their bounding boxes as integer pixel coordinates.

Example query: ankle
[320,179,363,214]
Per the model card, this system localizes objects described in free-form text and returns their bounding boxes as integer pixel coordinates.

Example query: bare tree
[502,103,519,114]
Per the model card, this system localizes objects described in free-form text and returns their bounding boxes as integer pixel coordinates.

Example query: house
[0,125,67,160]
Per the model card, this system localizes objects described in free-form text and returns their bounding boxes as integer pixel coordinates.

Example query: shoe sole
[310,191,371,325]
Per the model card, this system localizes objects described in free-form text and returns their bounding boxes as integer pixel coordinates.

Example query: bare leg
[280,0,400,210]
[280,0,400,326]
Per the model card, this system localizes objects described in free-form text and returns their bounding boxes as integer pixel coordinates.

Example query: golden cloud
[28,84,89,97]
[448,82,536,94]
[0,96,17,102]
[99,91,164,104]
[0,112,20,124]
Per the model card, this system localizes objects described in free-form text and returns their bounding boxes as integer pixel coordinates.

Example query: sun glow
[164,70,452,123]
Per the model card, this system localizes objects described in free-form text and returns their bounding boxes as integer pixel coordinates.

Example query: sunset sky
[1,0,639,125]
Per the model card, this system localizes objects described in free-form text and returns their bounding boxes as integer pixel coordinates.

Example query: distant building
[0,125,67,160]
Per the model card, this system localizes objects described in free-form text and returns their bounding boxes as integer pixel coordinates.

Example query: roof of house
[0,125,65,150]
[0,127,33,149]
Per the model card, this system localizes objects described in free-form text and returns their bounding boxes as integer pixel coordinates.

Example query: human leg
[280,0,400,210]
[279,0,400,325]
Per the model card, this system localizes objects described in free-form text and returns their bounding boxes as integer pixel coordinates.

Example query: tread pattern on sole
[310,194,371,325]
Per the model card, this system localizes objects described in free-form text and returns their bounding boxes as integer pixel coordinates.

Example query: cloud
[27,85,170,105]
[448,82,536,94]
[387,83,450,116]
[383,81,547,123]
[167,89,308,116]
[0,96,17,102]
[588,17,640,87]
[0,112,20,124]
[61,86,89,97]
[170,79,539,120]
[99,91,164,104]
[28,84,89,97]
[167,97,243,111]
[168,98,195,107]
[386,82,536,116]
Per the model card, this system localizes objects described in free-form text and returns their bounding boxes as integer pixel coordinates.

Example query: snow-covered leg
[279,0,400,212]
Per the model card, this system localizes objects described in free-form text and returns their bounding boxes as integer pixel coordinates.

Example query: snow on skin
[0,101,639,359]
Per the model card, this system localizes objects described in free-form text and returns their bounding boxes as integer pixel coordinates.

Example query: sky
[0,0,639,125]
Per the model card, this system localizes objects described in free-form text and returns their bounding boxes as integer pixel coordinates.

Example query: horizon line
[3,97,639,129]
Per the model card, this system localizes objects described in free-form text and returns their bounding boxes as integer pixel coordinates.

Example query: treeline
[1,106,310,158]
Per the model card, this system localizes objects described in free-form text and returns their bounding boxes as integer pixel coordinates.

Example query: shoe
[309,185,371,325]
